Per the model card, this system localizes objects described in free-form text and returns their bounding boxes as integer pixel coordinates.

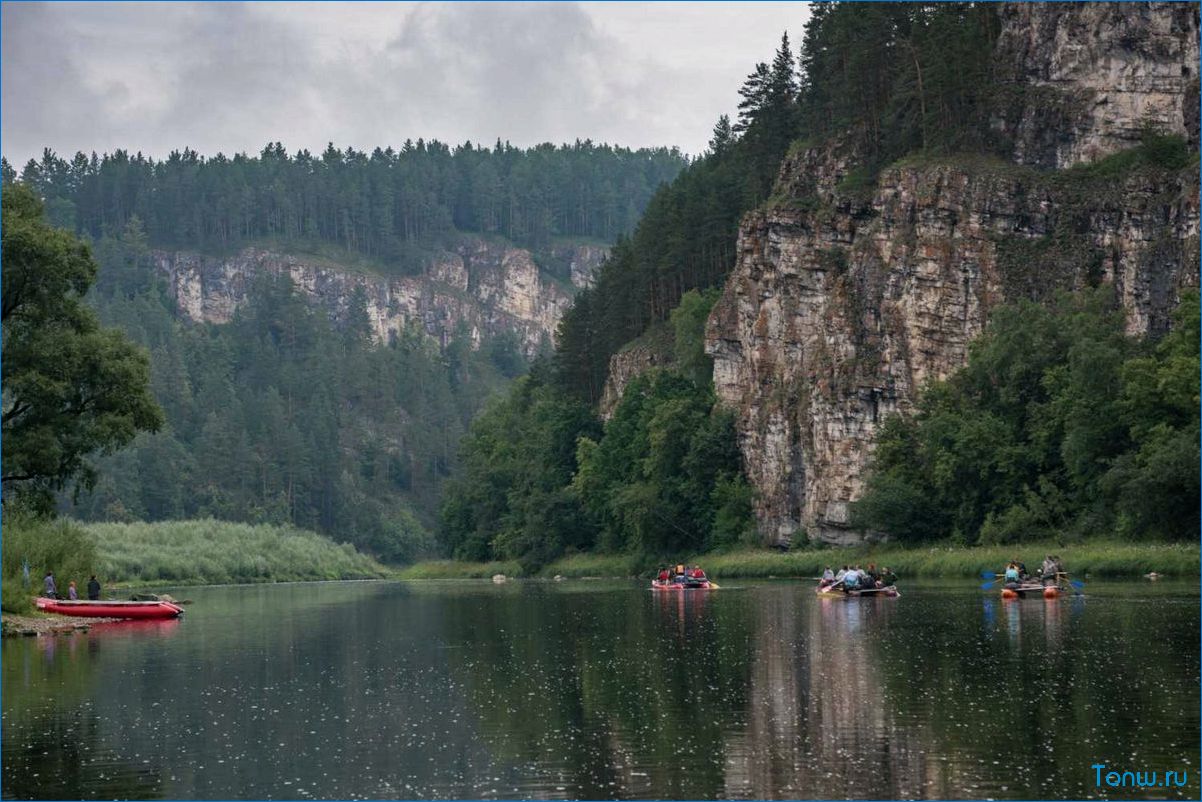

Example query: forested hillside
[439,2,1199,567]
[1,141,684,564]
[54,219,522,562]
[3,140,685,271]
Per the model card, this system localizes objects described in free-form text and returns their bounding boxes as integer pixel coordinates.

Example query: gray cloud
[1,2,805,166]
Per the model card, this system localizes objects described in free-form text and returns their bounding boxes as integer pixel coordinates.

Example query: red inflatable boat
[36,597,184,619]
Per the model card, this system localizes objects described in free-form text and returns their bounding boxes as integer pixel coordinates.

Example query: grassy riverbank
[397,541,1200,581]
[86,519,390,586]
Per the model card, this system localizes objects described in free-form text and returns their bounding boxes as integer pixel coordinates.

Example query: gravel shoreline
[1,612,121,636]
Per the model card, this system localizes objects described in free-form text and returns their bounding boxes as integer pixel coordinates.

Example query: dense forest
[4,140,685,564]
[2,139,685,270]
[438,2,1199,568]
[56,217,524,562]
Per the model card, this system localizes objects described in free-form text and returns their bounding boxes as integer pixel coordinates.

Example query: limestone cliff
[992,2,1200,168]
[705,3,1200,546]
[154,238,605,357]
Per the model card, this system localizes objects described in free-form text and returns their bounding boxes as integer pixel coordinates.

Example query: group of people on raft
[817,564,897,593]
[655,564,708,585]
[1003,554,1066,588]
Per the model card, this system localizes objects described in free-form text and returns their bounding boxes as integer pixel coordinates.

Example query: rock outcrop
[993,2,1200,169]
[154,237,604,357]
[705,3,1200,546]
[599,342,671,420]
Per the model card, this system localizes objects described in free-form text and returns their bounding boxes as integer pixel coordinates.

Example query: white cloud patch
[1,1,806,166]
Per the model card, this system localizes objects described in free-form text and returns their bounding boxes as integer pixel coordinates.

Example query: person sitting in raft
[843,567,862,592]
[689,566,706,580]
[1004,562,1021,589]
[1039,555,1058,586]
[865,564,881,588]
[819,566,835,588]
[657,566,671,583]
[878,566,897,587]
[672,564,687,584]
[833,565,848,584]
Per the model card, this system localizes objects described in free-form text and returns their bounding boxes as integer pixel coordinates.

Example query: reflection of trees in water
[873,593,1200,799]
[3,634,164,801]
[441,586,758,798]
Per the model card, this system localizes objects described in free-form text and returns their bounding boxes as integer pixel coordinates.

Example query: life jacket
[657,570,669,581]
[1005,567,1019,581]
[844,572,860,589]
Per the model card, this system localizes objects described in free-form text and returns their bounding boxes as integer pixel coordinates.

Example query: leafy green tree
[1,184,163,511]
[853,289,1200,543]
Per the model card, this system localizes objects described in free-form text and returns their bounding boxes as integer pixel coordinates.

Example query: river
[2,579,1197,799]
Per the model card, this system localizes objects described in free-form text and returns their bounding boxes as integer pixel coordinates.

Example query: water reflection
[2,581,1198,800]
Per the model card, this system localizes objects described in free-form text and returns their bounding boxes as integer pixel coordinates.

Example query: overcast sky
[2,2,808,167]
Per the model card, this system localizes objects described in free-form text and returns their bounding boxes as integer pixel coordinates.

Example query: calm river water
[2,579,1198,800]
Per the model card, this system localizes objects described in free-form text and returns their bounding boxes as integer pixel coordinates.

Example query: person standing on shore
[87,575,101,600]
[43,572,56,599]
[67,581,78,600]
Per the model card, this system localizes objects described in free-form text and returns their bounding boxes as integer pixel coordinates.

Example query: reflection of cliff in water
[722,593,944,799]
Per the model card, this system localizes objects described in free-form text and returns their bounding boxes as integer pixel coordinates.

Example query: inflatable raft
[815,584,900,599]
[36,597,184,619]
[651,580,713,591]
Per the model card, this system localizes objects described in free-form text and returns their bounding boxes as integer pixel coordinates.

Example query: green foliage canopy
[853,289,1200,543]
[2,184,163,511]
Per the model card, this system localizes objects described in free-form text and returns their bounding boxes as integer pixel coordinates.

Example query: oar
[980,570,1005,590]
[707,580,721,589]
[1056,572,1084,595]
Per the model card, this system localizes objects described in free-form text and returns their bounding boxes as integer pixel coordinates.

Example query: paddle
[980,570,1005,590]
[1055,571,1084,595]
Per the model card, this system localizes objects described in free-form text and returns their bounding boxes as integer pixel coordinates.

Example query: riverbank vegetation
[2,516,388,612]
[86,519,388,586]
[1,514,98,613]
[399,540,1199,581]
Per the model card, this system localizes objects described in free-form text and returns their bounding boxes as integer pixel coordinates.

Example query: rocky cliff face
[705,3,1200,546]
[993,2,1200,169]
[155,238,605,357]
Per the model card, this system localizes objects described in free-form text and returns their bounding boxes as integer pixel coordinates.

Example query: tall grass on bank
[396,560,522,580]
[2,514,98,613]
[398,541,1199,581]
[660,542,1200,580]
[85,519,389,586]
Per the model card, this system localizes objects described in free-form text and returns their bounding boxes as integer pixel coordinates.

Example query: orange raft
[36,597,184,619]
